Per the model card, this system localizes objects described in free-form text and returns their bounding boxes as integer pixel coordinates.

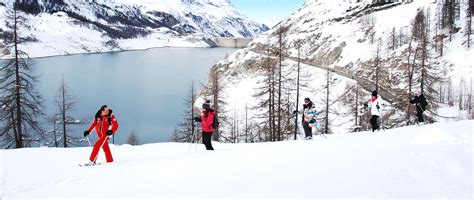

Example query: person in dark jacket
[410,90,428,123]
[193,100,215,150]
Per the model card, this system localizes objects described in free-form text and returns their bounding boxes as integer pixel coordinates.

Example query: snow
[0,0,267,58]
[0,120,472,199]
[203,0,474,141]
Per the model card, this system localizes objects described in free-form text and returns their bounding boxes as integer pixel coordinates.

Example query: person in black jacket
[409,90,428,123]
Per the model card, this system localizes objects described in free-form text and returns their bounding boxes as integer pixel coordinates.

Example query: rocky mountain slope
[0,0,269,57]
[199,0,473,141]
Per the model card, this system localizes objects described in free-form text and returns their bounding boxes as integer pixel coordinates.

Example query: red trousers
[89,135,113,163]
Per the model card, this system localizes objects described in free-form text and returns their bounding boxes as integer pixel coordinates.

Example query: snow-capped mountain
[199,0,473,140]
[0,0,269,57]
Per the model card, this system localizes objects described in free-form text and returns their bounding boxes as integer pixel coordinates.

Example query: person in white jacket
[364,90,383,132]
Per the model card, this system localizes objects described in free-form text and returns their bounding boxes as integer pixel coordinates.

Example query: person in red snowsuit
[193,100,215,150]
[83,105,118,164]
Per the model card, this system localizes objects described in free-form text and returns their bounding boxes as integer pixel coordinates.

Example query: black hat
[371,90,378,97]
[202,103,211,110]
[304,97,311,102]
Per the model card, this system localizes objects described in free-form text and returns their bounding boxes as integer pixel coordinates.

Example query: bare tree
[46,117,60,147]
[200,64,227,142]
[275,25,289,141]
[448,77,455,106]
[459,78,465,110]
[399,26,407,46]
[127,130,140,146]
[409,8,442,122]
[464,0,473,48]
[244,103,248,143]
[229,104,239,143]
[405,36,417,123]
[54,75,83,147]
[469,71,473,116]
[105,38,120,51]
[169,128,180,142]
[374,38,382,92]
[0,4,43,148]
[389,27,397,51]
[442,0,459,41]
[293,40,301,140]
[253,45,277,142]
[173,82,198,143]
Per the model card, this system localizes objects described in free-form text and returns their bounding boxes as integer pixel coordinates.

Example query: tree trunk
[245,103,248,143]
[14,8,23,148]
[277,27,283,141]
[53,119,58,147]
[325,64,329,134]
[212,70,219,141]
[191,82,195,142]
[62,77,67,147]
[267,46,274,142]
[355,84,359,127]
[294,43,301,140]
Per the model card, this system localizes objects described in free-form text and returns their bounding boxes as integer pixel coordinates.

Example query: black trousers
[202,132,214,150]
[302,122,312,138]
[416,107,425,123]
[370,115,379,132]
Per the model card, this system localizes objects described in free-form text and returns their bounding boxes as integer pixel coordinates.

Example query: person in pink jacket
[194,100,215,150]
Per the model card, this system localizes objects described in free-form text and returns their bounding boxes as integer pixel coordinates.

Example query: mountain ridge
[0,0,269,57]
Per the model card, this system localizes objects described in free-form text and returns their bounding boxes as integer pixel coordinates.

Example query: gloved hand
[193,117,202,122]
[309,119,316,124]
[106,130,113,136]
[363,103,368,107]
[376,105,380,109]
[83,130,90,137]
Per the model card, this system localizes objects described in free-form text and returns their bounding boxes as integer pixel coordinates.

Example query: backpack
[212,113,219,129]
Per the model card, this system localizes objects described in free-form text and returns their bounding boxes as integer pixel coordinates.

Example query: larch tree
[127,130,140,146]
[0,4,43,148]
[54,75,83,147]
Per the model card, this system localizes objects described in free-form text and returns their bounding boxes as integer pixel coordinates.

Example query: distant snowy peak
[0,0,269,57]
[7,0,268,38]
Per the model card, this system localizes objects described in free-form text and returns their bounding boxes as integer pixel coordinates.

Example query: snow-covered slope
[0,0,269,58]
[1,120,472,199]
[199,0,474,139]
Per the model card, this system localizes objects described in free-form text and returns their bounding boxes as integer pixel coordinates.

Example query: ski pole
[188,124,196,153]
[314,125,327,139]
[194,128,198,152]
[85,136,92,146]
